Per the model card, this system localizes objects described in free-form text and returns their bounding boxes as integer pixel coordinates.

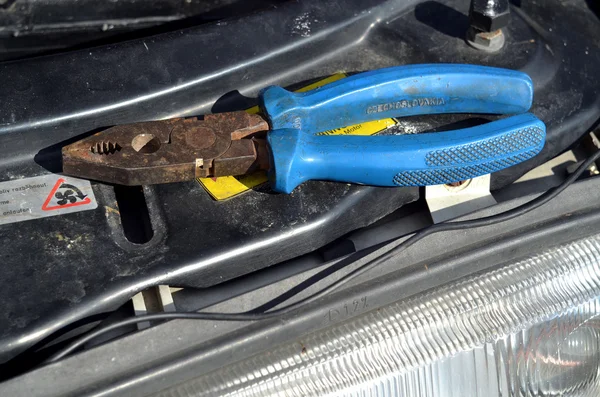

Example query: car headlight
[159,233,600,397]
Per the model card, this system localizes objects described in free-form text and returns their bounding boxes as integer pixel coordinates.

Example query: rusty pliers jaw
[62,112,270,186]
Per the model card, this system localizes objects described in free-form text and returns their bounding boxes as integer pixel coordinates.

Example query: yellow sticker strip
[198,172,270,200]
[198,73,398,200]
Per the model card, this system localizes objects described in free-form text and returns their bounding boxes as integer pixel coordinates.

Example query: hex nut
[469,0,510,32]
[466,27,505,52]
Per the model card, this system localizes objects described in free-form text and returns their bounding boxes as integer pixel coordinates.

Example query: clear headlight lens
[159,234,600,397]
[340,299,600,397]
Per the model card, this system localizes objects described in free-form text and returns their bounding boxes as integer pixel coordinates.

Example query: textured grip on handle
[260,64,533,135]
[267,113,546,193]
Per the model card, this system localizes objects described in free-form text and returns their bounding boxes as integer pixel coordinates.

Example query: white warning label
[0,175,97,225]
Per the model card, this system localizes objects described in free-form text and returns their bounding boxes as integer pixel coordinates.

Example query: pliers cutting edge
[62,64,546,193]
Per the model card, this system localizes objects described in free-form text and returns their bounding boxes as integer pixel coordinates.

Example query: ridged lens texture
[336,299,600,397]
[158,235,600,397]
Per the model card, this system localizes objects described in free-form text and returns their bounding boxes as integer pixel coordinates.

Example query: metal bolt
[444,179,471,191]
[467,0,509,52]
[469,0,510,32]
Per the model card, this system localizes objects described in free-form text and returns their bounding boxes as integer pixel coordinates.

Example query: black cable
[45,151,600,364]
[0,311,114,382]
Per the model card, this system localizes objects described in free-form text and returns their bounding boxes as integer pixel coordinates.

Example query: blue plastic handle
[261,64,534,134]
[267,113,546,193]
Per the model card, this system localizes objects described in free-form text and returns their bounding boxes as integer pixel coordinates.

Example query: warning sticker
[0,175,97,225]
[198,73,398,200]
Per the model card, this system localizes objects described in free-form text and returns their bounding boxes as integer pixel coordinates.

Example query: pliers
[62,64,546,193]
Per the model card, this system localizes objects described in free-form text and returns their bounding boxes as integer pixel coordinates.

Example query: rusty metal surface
[62,111,269,185]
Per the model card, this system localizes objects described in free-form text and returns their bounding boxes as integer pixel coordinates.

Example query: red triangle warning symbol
[42,178,92,211]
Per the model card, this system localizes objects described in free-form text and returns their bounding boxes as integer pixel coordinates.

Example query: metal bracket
[425,174,497,223]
